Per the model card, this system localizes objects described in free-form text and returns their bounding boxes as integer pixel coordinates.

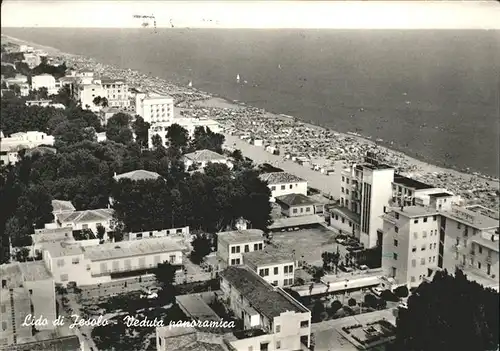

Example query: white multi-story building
[31,74,58,95]
[0,261,57,347]
[135,94,174,124]
[216,229,265,269]
[183,149,232,171]
[51,208,114,233]
[259,172,308,202]
[22,52,41,68]
[148,118,221,149]
[382,206,441,287]
[100,78,130,109]
[42,237,183,286]
[75,83,107,112]
[330,159,395,248]
[220,265,312,351]
[243,247,296,287]
[381,192,499,290]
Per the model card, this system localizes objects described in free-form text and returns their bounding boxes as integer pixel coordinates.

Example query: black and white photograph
[0,1,499,350]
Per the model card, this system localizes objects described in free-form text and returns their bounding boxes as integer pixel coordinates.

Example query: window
[412,259,416,267]
[346,179,350,184]
[244,245,249,253]
[414,219,419,224]
[410,276,415,282]
[300,320,309,328]
[274,267,279,275]
[271,186,276,191]
[412,246,417,253]
[487,264,491,275]
[276,325,281,333]
[300,208,304,213]
[345,200,349,207]
[341,217,345,224]
[433,215,437,221]
[346,189,350,195]
[457,223,461,229]
[393,253,398,260]
[342,176,345,182]
[395,226,399,233]
[276,341,281,349]
[394,239,398,247]
[281,185,286,190]
[433,256,436,262]
[423,231,427,238]
[169,255,176,263]
[231,259,237,265]
[293,208,298,214]
[82,224,89,229]
[428,257,432,263]
[1,322,6,331]
[421,244,426,251]
[57,259,65,267]
[72,257,79,265]
[423,217,428,223]
[395,213,400,219]
[479,246,483,254]
[341,187,345,193]
[289,184,293,189]
[259,268,269,277]
[306,207,311,212]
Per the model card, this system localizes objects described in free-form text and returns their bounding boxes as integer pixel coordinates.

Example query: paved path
[224,134,340,198]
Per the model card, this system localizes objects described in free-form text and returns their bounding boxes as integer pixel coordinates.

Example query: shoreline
[2,35,498,212]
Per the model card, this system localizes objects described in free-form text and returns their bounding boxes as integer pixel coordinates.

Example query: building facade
[31,74,58,95]
[243,248,296,287]
[216,229,265,269]
[183,149,231,171]
[135,94,174,124]
[100,78,130,109]
[259,172,308,202]
[275,193,317,217]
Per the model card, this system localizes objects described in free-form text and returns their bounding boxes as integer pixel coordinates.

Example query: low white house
[216,229,265,269]
[0,131,55,166]
[31,74,59,95]
[259,172,308,202]
[183,149,232,171]
[53,208,114,233]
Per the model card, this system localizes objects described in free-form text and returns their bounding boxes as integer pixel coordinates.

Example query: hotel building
[148,118,221,149]
[135,93,174,124]
[243,247,296,288]
[259,172,308,202]
[220,266,312,351]
[0,131,55,166]
[100,78,130,109]
[31,74,59,95]
[330,158,395,248]
[216,229,265,269]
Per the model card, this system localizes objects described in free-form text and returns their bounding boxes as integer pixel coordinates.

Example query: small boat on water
[188,81,192,87]
[236,74,240,83]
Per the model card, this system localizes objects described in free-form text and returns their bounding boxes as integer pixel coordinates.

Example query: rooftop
[429,192,454,198]
[0,261,52,284]
[100,78,126,84]
[442,206,499,229]
[393,174,435,190]
[113,169,162,181]
[51,199,76,213]
[259,171,306,185]
[83,237,183,261]
[144,95,173,100]
[275,193,316,207]
[330,206,361,224]
[184,149,227,162]
[217,229,264,245]
[359,162,394,171]
[4,336,81,351]
[57,208,113,224]
[471,235,500,253]
[43,241,84,257]
[392,206,439,218]
[176,293,221,322]
[220,266,308,320]
[243,247,294,267]
[156,327,229,351]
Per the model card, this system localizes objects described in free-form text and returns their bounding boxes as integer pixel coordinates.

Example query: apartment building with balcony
[381,206,441,287]
[31,74,59,95]
[75,82,107,112]
[42,237,183,286]
[100,78,130,109]
[219,265,311,351]
[259,172,308,202]
[243,247,296,288]
[216,229,264,269]
[0,261,57,347]
[331,158,394,248]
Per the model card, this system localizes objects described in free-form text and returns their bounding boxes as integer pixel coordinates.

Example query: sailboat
[188,81,192,88]
[236,74,240,83]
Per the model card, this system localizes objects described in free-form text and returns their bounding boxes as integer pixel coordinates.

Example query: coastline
[2,35,498,212]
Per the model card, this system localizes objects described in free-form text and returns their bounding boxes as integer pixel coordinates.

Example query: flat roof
[268,214,323,230]
[393,174,435,190]
[429,192,453,198]
[5,336,81,351]
[217,229,264,245]
[0,261,52,284]
[471,236,500,252]
[43,241,84,257]
[113,169,162,181]
[243,247,294,267]
[442,206,499,229]
[176,294,221,322]
[184,149,226,162]
[145,95,173,100]
[392,206,439,218]
[220,266,308,320]
[331,206,361,224]
[83,237,183,261]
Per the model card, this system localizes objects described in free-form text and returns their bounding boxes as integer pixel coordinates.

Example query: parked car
[370,287,383,297]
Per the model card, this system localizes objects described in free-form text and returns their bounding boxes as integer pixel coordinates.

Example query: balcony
[469,251,476,256]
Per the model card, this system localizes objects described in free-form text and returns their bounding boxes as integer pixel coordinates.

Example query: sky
[1,1,500,29]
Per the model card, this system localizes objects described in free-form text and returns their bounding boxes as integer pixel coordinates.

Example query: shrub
[380,289,399,302]
[394,285,409,298]
[330,300,342,312]
[348,298,357,307]
[364,294,379,308]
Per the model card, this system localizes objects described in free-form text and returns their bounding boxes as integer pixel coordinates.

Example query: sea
[3,28,499,178]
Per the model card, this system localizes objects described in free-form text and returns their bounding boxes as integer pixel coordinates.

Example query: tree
[393,269,499,351]
[312,301,325,323]
[132,116,150,148]
[348,298,357,307]
[166,123,189,150]
[330,300,342,313]
[154,261,177,302]
[1,64,17,78]
[14,247,31,262]
[106,113,133,145]
[190,126,225,153]
[190,233,212,264]
[96,225,106,241]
